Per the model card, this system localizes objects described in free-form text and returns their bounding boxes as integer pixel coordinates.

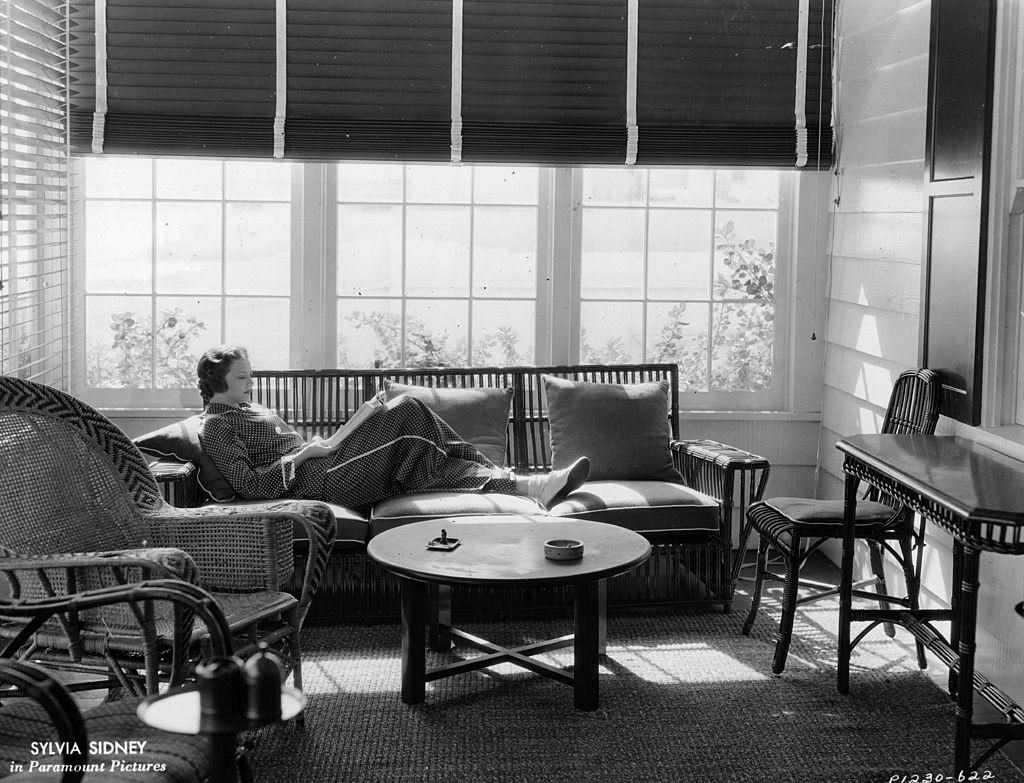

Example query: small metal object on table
[836,434,1024,775]
[138,685,306,783]
[367,515,651,711]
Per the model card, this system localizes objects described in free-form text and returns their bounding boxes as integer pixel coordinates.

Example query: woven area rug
[248,600,1024,783]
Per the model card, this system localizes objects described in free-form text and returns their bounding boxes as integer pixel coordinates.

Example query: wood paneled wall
[821,0,1024,707]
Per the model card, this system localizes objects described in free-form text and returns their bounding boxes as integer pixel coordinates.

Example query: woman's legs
[318,395,513,508]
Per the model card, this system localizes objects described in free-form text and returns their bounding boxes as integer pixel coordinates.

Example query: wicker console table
[837,434,1024,774]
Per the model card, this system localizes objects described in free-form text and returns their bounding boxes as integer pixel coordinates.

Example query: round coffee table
[366,514,651,710]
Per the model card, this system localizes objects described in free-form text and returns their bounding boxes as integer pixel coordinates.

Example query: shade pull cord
[91,0,107,153]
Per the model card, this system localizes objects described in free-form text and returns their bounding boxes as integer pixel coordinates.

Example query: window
[76,158,796,411]
[81,157,295,404]
[579,168,785,406]
[337,164,539,367]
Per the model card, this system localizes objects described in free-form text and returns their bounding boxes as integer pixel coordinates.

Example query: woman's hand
[284,440,333,472]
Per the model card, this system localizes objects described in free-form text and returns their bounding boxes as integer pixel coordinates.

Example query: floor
[732,549,1024,770]
[62,549,1024,772]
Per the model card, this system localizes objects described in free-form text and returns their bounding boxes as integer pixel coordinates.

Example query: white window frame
[72,160,816,415]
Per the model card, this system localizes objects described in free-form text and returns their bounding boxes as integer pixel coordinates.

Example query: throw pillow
[383,381,513,466]
[542,375,680,482]
[134,416,236,502]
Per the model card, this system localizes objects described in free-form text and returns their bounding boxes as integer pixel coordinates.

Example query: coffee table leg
[400,577,427,704]
[428,583,453,651]
[574,579,600,711]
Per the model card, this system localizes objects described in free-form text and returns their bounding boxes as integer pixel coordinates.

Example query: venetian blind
[69,0,833,168]
[1,0,72,387]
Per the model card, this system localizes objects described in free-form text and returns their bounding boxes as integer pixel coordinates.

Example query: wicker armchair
[0,580,236,783]
[0,377,333,697]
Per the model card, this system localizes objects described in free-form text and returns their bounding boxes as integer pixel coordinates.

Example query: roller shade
[286,0,452,161]
[70,0,277,157]
[69,0,833,168]
[461,0,628,164]
[636,0,833,166]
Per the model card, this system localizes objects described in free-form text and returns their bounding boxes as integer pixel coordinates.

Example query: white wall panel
[831,212,923,263]
[838,162,924,214]
[830,256,920,315]
[824,300,920,366]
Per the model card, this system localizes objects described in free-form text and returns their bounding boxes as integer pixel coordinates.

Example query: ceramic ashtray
[544,538,584,561]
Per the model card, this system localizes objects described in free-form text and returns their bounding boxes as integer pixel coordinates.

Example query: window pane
[155,159,223,200]
[714,210,777,300]
[649,170,713,207]
[85,295,153,387]
[406,299,469,366]
[155,296,221,387]
[225,297,290,369]
[473,206,536,298]
[85,202,152,293]
[710,302,774,391]
[473,300,535,365]
[473,167,539,205]
[647,209,712,300]
[647,302,709,392]
[339,298,402,367]
[580,301,642,363]
[406,206,470,297]
[338,205,403,297]
[406,165,472,203]
[155,202,222,295]
[581,208,644,299]
[226,161,292,201]
[582,169,646,206]
[715,170,780,209]
[84,157,151,199]
[338,163,404,203]
[225,203,290,295]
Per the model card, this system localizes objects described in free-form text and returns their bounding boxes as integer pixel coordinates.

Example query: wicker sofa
[147,363,769,623]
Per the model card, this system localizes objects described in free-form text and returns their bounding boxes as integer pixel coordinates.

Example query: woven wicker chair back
[251,363,680,473]
[0,378,162,556]
[868,368,944,505]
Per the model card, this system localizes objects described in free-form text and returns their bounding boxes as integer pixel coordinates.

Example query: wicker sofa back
[249,363,680,473]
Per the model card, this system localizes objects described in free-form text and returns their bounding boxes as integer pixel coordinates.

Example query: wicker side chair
[741,368,943,674]
[0,580,237,783]
[0,377,333,697]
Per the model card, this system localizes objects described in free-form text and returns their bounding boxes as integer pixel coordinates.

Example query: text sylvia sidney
[31,741,148,755]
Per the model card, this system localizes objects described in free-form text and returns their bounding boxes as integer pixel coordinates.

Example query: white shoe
[518,457,591,507]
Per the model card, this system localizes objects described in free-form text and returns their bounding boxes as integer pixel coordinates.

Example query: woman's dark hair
[197,345,249,405]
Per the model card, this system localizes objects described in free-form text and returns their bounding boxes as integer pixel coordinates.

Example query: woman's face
[214,356,253,406]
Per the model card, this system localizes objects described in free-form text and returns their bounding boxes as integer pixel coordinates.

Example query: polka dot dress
[200,395,515,508]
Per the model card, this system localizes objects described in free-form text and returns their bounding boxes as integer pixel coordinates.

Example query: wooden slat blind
[1,0,72,387]
[68,0,833,168]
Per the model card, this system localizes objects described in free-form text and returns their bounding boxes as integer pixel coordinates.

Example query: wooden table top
[838,434,1024,525]
[366,515,652,587]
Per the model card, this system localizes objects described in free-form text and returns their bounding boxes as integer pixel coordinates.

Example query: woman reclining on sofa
[197,344,590,510]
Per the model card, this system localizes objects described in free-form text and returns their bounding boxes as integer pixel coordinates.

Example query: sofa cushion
[383,381,512,466]
[135,416,236,502]
[547,480,720,534]
[542,375,680,481]
[369,492,548,537]
[210,499,369,544]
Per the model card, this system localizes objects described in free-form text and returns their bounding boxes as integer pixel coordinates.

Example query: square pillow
[542,375,680,482]
[383,381,513,467]
[134,415,236,502]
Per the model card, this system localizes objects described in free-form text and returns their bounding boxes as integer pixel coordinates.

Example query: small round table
[366,515,651,711]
